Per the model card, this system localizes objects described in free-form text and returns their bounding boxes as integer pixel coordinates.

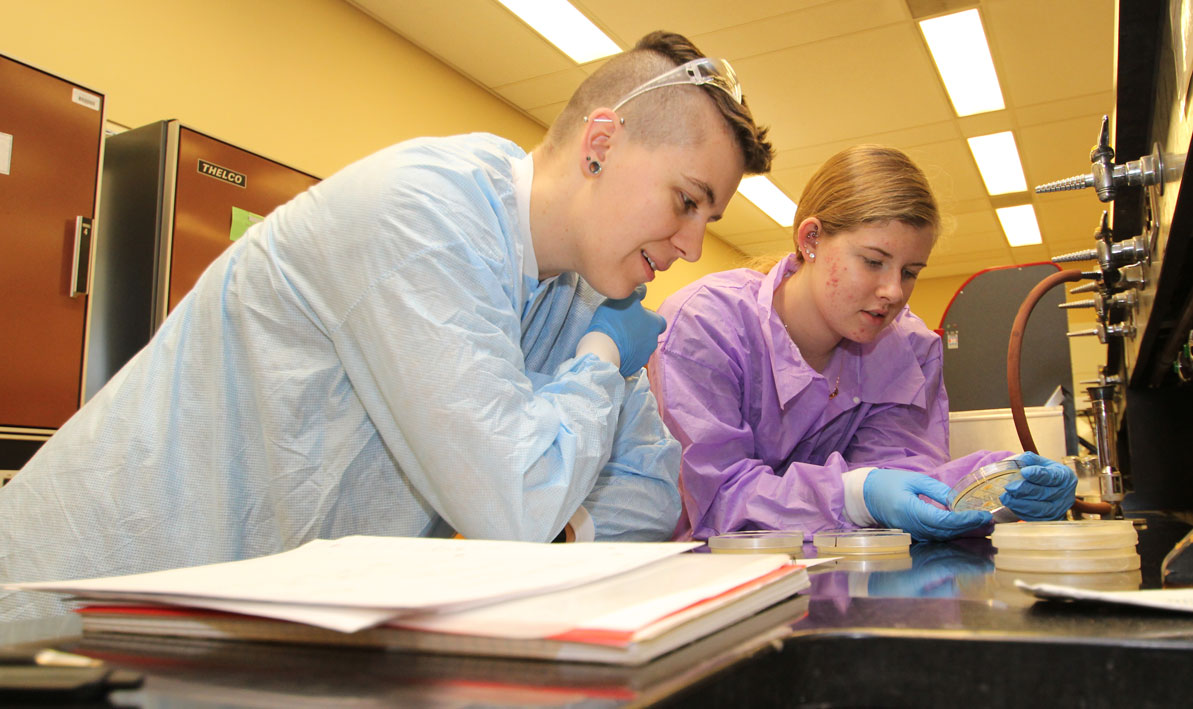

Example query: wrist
[576,331,620,369]
[844,467,877,526]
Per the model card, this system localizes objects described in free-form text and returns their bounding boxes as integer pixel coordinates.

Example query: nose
[672,219,707,263]
[877,268,904,303]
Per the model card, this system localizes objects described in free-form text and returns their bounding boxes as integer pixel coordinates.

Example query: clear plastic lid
[991,520,1138,551]
[708,530,805,555]
[950,458,1025,523]
[812,528,911,555]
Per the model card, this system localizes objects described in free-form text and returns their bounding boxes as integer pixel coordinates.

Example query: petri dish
[950,458,1025,523]
[812,528,911,556]
[994,547,1140,573]
[991,520,1138,552]
[708,530,805,556]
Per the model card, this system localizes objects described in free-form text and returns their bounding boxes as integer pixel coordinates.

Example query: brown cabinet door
[167,128,320,314]
[0,56,102,429]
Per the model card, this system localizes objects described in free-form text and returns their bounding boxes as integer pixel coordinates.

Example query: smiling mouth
[642,250,658,273]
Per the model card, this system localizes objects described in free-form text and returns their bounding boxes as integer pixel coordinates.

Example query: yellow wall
[0,0,545,177]
[642,234,746,310]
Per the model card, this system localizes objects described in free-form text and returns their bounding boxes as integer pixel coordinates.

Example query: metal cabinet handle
[70,216,92,298]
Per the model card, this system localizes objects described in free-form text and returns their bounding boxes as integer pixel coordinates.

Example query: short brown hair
[543,31,773,174]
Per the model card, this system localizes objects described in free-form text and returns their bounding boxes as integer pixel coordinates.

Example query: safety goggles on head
[612,57,743,112]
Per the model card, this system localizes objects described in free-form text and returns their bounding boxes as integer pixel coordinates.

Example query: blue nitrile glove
[999,452,1078,521]
[862,469,993,542]
[585,285,667,377]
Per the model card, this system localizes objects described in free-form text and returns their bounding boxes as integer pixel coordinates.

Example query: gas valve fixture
[1036,115,1165,202]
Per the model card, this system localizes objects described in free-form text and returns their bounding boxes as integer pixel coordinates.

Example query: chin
[589,277,638,300]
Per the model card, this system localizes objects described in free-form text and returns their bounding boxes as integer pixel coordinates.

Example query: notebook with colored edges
[72,555,809,666]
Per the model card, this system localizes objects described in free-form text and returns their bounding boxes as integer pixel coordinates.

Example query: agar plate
[950,458,1025,523]
[990,519,1137,551]
[992,520,1140,573]
[708,530,804,556]
[812,528,911,556]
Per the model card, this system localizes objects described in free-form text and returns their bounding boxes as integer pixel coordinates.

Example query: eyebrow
[686,177,717,209]
[685,176,723,221]
[864,245,927,268]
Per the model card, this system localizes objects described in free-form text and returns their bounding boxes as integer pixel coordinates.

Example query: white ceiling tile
[570,0,839,46]
[494,67,589,110]
[348,0,578,86]
[985,0,1117,109]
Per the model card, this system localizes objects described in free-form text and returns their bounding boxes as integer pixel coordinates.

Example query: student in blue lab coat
[0,30,774,620]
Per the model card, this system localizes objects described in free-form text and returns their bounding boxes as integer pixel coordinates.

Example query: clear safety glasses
[612,57,743,112]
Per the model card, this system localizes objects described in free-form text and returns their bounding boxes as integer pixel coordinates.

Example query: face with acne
[803,219,936,345]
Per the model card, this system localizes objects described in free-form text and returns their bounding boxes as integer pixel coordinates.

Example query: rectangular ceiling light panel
[495,0,621,63]
[738,175,797,227]
[995,204,1043,247]
[919,8,1005,116]
[968,131,1027,195]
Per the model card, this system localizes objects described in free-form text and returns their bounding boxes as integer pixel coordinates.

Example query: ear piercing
[587,158,602,175]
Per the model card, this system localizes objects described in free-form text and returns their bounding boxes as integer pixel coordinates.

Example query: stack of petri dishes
[707,529,805,557]
[950,458,1025,523]
[991,520,1140,573]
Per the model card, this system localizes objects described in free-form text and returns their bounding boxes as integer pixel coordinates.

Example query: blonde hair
[745,146,938,272]
[793,144,939,260]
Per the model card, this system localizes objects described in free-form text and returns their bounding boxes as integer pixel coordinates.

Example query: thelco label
[197,159,246,188]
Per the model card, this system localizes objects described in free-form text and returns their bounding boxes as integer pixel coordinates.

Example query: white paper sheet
[392,554,832,639]
[1016,580,1193,613]
[8,537,700,628]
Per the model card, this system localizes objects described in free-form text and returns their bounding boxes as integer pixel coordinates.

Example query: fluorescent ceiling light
[968,131,1027,195]
[738,176,796,227]
[919,9,1004,116]
[995,204,1043,247]
[495,0,620,63]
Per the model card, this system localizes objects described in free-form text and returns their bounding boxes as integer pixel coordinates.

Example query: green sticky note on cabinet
[229,206,265,241]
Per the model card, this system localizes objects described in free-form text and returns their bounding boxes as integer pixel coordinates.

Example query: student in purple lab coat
[648,145,1077,542]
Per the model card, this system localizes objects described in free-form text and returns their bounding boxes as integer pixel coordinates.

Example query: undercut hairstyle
[543,31,773,175]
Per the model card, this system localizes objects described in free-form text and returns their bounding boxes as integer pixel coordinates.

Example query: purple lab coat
[649,254,1007,540]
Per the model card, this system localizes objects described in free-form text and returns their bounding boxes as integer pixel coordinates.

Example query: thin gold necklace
[782,318,840,398]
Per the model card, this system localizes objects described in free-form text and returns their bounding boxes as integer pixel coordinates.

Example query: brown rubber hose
[1006,268,1113,516]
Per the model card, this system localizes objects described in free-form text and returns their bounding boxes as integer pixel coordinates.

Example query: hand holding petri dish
[949,459,1025,523]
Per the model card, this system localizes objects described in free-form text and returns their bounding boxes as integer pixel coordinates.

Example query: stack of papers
[7,536,812,665]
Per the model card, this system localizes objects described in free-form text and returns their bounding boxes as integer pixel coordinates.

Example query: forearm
[583,373,682,541]
[688,453,857,540]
